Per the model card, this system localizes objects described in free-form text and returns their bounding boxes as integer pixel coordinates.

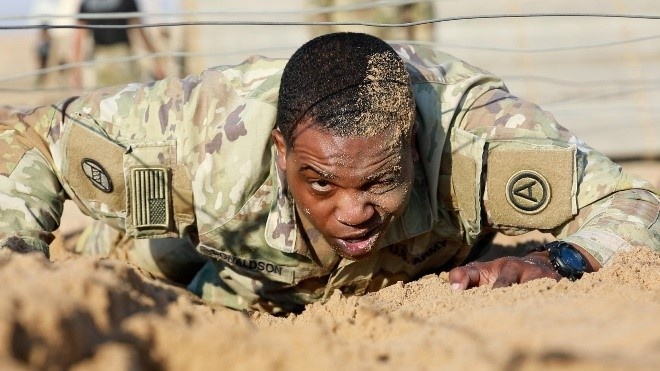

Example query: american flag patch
[130,167,170,229]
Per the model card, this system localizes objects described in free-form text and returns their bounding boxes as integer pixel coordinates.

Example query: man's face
[273,122,415,260]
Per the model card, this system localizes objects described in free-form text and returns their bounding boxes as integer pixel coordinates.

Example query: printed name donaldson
[199,245,284,276]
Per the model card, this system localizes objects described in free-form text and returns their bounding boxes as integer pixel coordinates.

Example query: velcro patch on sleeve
[130,167,170,230]
[124,144,177,238]
[486,143,577,229]
[63,123,126,214]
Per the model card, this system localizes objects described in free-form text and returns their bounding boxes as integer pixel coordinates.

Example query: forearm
[0,106,66,256]
[554,188,659,266]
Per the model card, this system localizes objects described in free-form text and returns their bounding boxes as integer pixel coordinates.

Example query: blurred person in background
[34,25,52,86]
[33,23,70,88]
[72,0,165,88]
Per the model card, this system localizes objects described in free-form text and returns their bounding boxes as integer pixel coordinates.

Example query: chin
[334,247,373,261]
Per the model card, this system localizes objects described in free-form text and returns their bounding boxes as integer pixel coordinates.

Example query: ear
[271,129,288,171]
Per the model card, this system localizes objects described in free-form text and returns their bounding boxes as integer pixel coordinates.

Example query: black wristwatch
[537,240,588,281]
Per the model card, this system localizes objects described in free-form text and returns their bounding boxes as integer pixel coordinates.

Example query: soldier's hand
[448,251,561,290]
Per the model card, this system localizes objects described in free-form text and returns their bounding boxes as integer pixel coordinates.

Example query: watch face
[548,242,587,280]
[558,245,587,271]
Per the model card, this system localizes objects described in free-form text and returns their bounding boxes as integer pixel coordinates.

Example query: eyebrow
[364,167,400,182]
[299,165,337,180]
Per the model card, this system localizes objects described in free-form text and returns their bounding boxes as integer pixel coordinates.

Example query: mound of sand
[0,247,658,370]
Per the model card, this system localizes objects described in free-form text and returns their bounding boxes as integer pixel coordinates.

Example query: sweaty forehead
[292,123,410,172]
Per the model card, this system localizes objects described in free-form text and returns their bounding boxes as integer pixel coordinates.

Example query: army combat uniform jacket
[1,44,658,313]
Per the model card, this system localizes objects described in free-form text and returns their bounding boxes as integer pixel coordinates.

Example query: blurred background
[0,0,657,168]
[0,0,657,251]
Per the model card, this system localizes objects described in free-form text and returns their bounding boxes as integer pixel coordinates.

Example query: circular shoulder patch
[81,158,113,193]
[505,170,550,214]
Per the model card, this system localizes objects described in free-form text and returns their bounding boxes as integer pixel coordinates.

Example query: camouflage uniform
[1,44,658,314]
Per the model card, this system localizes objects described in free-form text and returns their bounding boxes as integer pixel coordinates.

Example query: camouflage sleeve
[0,74,200,255]
[0,60,282,256]
[0,104,68,256]
[461,88,659,266]
[557,188,658,265]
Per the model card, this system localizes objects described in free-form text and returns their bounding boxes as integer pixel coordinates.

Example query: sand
[0,246,658,370]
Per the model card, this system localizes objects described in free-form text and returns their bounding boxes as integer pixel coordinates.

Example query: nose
[335,191,374,227]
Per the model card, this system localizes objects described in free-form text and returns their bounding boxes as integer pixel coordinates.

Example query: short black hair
[276,32,414,147]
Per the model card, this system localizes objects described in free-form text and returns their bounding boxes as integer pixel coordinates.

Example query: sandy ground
[0,246,658,370]
[0,23,659,370]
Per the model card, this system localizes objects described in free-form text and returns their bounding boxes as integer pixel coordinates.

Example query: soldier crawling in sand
[1,32,658,314]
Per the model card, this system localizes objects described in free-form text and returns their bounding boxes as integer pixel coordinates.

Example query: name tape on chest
[198,244,295,284]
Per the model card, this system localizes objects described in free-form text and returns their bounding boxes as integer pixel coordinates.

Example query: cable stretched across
[0,0,437,21]
[1,31,658,87]
[0,12,658,30]
[0,9,657,108]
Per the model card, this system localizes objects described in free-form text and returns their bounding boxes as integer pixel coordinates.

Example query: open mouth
[335,230,380,259]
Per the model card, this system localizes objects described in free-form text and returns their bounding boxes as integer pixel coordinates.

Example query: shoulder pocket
[436,128,487,245]
[123,142,193,238]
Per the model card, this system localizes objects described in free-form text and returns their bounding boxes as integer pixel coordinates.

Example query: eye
[309,179,334,193]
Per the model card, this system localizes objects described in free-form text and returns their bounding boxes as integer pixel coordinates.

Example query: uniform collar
[261,145,348,263]
[264,145,298,253]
